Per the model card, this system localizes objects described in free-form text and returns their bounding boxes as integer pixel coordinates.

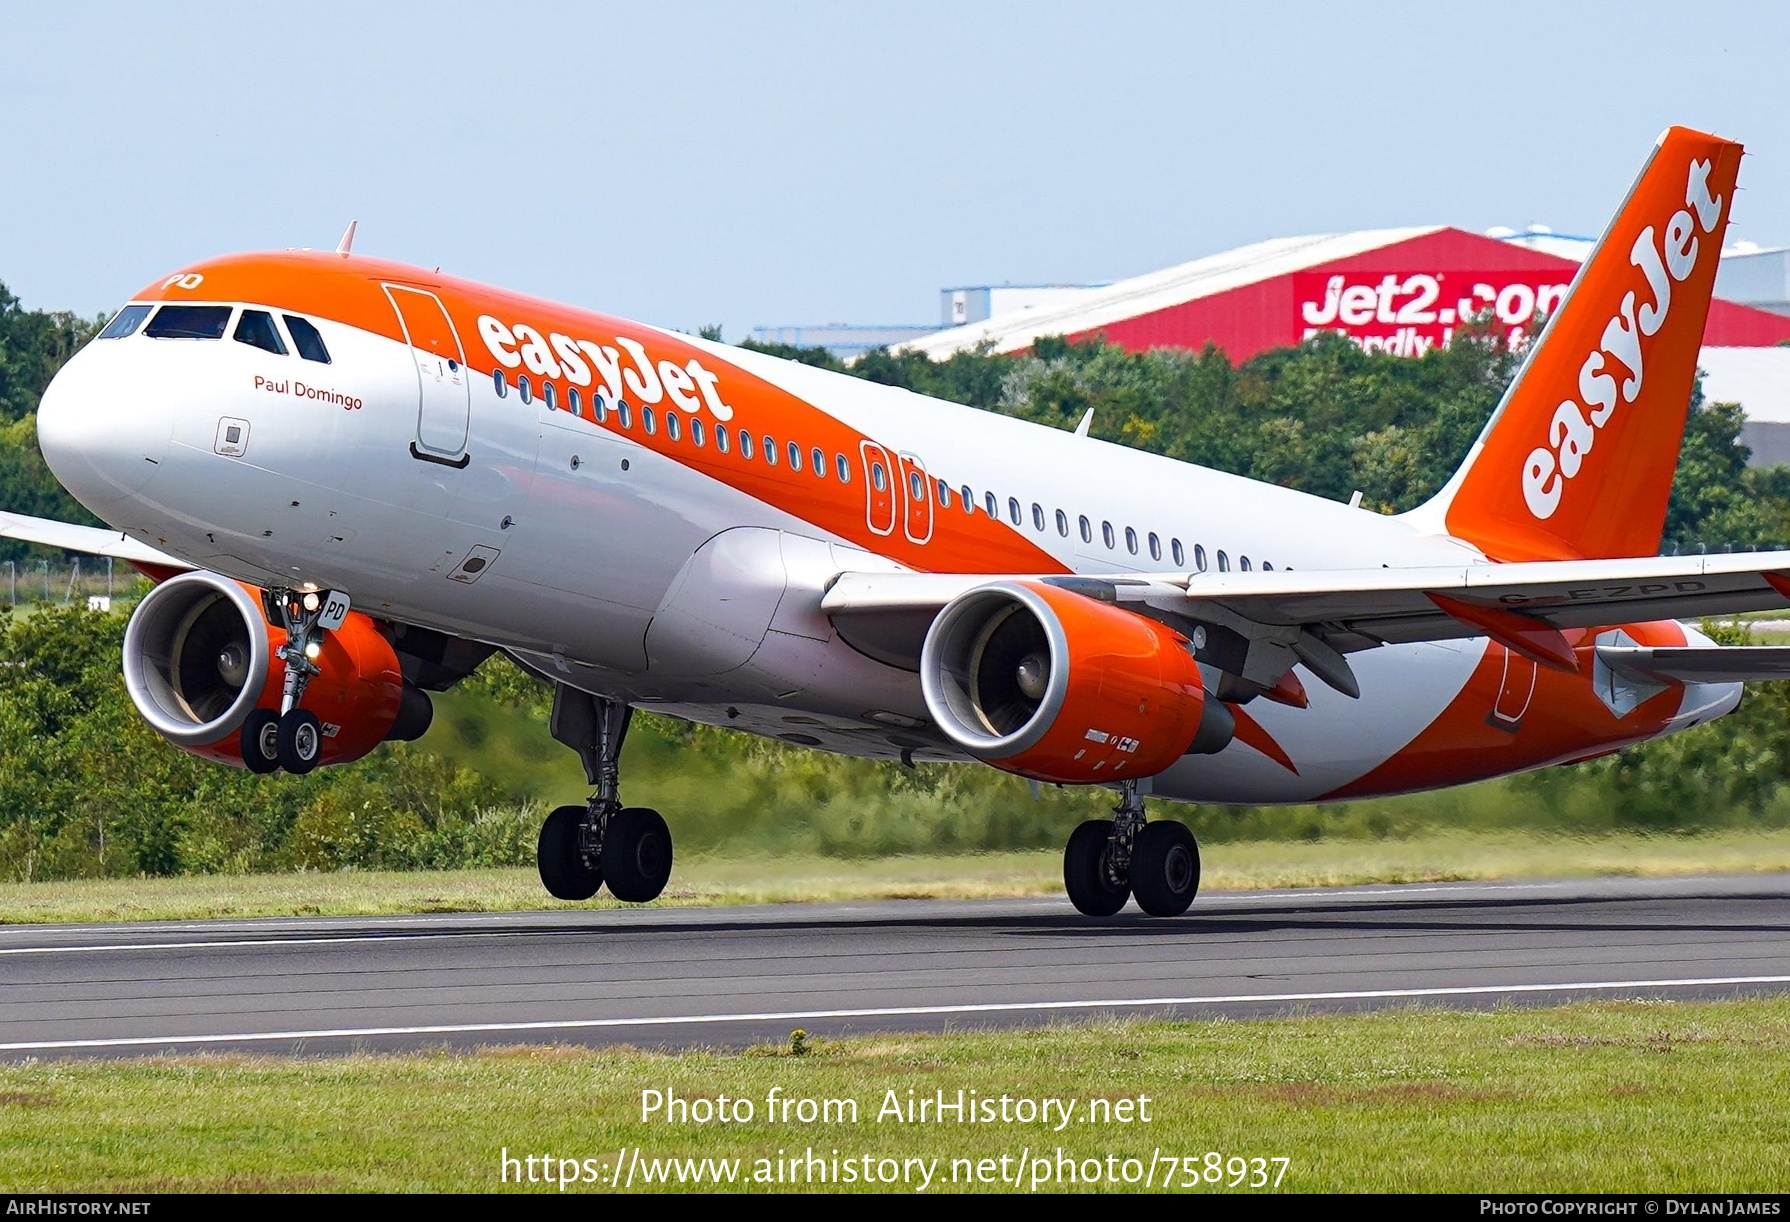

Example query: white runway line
[0,876,1760,955]
[0,933,443,957]
[3,974,1788,1053]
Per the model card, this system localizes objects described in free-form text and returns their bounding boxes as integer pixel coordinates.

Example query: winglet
[335,220,358,257]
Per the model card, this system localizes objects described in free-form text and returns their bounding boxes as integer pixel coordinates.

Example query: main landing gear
[1062,780,1201,917]
[240,587,338,776]
[538,687,673,904]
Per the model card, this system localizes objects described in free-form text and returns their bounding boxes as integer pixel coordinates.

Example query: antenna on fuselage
[1073,408,1094,437]
[334,220,358,257]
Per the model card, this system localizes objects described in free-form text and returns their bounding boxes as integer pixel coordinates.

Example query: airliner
[8,125,1790,917]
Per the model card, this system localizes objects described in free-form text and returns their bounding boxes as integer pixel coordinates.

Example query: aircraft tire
[275,709,324,775]
[1130,821,1200,917]
[538,804,603,901]
[241,709,281,774]
[1063,819,1130,916]
[603,807,673,903]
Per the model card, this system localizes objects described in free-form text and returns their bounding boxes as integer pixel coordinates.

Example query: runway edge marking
[5,974,1790,1052]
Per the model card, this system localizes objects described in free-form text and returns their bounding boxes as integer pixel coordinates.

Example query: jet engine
[121,571,432,769]
[919,580,1222,784]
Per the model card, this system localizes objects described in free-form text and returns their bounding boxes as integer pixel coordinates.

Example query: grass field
[0,997,1785,1192]
[3,829,1789,925]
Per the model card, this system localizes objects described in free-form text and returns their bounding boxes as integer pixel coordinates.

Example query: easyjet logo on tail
[478,315,736,421]
[1521,159,1724,520]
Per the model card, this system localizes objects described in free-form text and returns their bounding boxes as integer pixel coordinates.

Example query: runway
[3,874,1788,1058]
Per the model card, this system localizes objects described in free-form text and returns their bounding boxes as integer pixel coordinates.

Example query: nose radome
[36,341,171,517]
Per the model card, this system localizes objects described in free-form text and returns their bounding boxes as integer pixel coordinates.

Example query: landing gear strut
[539,687,673,904]
[239,586,343,775]
[1061,780,1200,917]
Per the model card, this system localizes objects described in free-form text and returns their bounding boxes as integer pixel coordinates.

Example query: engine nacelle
[920,580,1212,784]
[122,571,431,769]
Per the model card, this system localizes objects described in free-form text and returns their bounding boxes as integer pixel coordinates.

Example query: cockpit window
[282,315,331,364]
[98,304,152,340]
[145,305,231,340]
[233,310,288,356]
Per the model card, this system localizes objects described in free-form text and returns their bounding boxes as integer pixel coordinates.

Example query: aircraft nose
[36,342,171,515]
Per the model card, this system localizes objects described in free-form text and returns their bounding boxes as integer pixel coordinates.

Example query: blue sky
[3,2,1786,338]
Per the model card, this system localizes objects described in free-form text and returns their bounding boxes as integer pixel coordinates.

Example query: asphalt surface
[3,874,1788,1058]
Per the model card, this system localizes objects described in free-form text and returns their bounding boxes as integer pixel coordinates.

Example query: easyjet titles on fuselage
[476,314,736,422]
[1520,157,1725,521]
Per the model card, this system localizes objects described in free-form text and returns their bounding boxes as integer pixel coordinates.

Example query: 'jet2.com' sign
[1295,270,1573,356]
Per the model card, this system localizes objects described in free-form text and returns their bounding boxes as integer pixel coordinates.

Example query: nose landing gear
[236,587,346,775]
[539,687,673,904]
[1061,780,1201,917]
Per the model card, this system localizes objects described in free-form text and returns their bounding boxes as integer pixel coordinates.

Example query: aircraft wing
[0,511,189,570]
[821,551,1790,692]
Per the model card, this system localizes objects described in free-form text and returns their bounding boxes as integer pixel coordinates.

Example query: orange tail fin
[1424,127,1743,561]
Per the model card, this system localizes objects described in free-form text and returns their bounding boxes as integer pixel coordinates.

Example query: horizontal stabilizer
[0,511,187,569]
[1597,644,1790,685]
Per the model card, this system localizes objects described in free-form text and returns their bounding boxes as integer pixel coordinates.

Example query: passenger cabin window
[716,425,731,453]
[617,400,633,429]
[738,431,754,459]
[282,315,331,363]
[232,310,287,355]
[691,418,706,447]
[871,461,886,490]
[787,442,802,471]
[1262,561,1274,571]
[1239,556,1252,571]
[1007,497,1021,526]
[1079,515,1092,544]
[665,411,681,441]
[518,375,533,405]
[838,454,851,482]
[642,406,658,435]
[1102,521,1115,549]
[1217,550,1230,572]
[985,492,998,518]
[98,304,152,339]
[911,471,926,499]
[1055,509,1068,537]
[542,381,558,411]
[1125,527,1138,555]
[145,305,231,340]
[813,447,826,476]
[960,485,973,512]
[1172,539,1185,567]
[493,369,507,398]
[568,387,581,417]
[1032,503,1045,532]
[764,437,778,465]
[593,393,608,422]
[1148,532,1162,562]
[937,478,951,507]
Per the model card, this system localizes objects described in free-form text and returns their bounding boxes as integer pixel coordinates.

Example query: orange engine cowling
[920,580,1211,784]
[121,571,432,769]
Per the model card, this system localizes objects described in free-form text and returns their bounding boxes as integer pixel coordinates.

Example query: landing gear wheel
[603,807,673,903]
[537,804,603,901]
[1131,821,1200,917]
[241,709,281,774]
[275,708,323,775]
[1063,819,1130,916]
